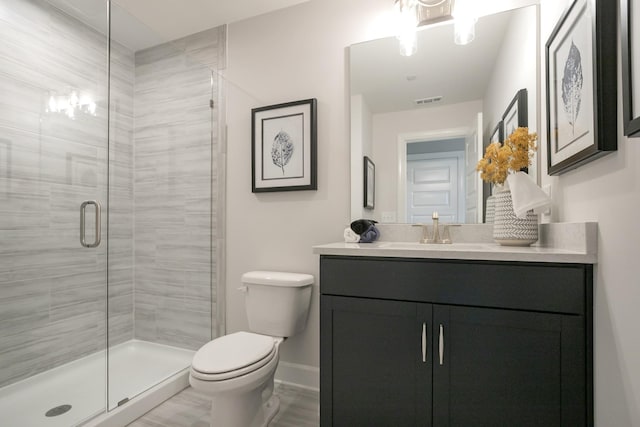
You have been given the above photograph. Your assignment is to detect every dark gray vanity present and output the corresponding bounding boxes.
[316,229,595,427]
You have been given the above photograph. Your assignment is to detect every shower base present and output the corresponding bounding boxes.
[0,340,194,427]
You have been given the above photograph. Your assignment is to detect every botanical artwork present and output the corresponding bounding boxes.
[271,130,294,175]
[490,122,503,144]
[561,41,584,137]
[502,89,527,142]
[504,108,518,136]
[545,0,616,175]
[364,156,375,209]
[548,1,594,159]
[261,113,304,181]
[251,98,317,192]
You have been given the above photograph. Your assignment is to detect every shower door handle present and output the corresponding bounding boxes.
[80,200,101,248]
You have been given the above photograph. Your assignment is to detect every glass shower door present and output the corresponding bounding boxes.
[106,1,217,410]
[0,0,110,425]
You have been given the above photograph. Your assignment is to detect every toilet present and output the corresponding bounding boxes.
[189,271,313,427]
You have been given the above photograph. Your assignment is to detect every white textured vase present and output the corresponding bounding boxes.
[493,190,538,246]
[485,195,496,224]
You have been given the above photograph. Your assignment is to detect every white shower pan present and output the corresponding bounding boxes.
[0,340,194,427]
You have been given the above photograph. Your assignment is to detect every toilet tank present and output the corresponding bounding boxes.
[242,271,313,337]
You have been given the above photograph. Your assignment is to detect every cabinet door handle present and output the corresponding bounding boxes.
[438,324,444,365]
[421,322,427,363]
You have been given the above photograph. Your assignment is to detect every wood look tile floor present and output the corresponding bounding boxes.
[127,383,319,427]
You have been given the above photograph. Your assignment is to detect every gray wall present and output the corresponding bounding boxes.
[0,0,223,388]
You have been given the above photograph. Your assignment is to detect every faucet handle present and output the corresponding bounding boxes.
[440,224,461,244]
[412,223,431,244]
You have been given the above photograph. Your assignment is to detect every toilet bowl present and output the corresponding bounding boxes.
[189,271,313,427]
[190,332,284,427]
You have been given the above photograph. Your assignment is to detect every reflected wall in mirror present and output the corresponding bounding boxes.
[350,5,539,224]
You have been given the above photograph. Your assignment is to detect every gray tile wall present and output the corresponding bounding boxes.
[133,27,225,350]
[0,0,223,387]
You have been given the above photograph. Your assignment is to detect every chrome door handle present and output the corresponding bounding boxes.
[80,200,101,248]
[439,324,444,365]
[421,322,427,363]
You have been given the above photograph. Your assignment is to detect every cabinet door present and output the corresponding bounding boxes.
[432,305,585,427]
[321,295,432,427]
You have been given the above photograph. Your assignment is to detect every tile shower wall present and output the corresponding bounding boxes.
[132,27,224,349]
[0,0,118,387]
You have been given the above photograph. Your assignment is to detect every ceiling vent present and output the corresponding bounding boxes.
[415,96,443,105]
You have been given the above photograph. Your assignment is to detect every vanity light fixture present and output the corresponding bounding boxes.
[393,0,476,54]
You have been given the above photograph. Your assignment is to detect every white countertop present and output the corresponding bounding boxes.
[313,241,596,264]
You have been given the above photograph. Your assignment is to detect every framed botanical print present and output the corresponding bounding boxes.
[502,89,528,138]
[251,98,317,192]
[545,0,616,175]
[363,156,375,209]
[489,121,504,144]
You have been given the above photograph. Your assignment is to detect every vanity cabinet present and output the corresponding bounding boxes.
[320,255,593,427]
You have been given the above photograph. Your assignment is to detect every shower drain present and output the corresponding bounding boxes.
[45,404,72,417]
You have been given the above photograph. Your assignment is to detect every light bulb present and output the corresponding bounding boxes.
[454,15,476,45]
[395,0,418,56]
[398,32,417,56]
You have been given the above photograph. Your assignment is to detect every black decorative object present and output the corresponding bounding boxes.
[350,219,379,243]
[251,98,317,192]
[621,0,640,137]
[363,156,375,209]
[545,0,616,175]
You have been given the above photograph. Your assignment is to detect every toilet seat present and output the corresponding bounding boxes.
[191,332,278,381]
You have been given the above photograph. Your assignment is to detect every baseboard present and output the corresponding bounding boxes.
[274,361,319,391]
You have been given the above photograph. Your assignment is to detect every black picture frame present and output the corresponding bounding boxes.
[621,0,640,137]
[502,88,528,137]
[490,121,504,144]
[545,0,617,175]
[251,98,317,192]
[363,156,375,210]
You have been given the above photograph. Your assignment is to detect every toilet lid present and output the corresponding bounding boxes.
[192,331,276,375]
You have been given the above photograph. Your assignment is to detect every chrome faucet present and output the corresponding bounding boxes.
[413,211,460,244]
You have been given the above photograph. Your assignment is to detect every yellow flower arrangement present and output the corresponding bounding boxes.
[476,127,537,185]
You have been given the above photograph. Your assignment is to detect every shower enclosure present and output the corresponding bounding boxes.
[0,0,225,425]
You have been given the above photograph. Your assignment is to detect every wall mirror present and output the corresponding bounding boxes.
[350,4,539,224]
